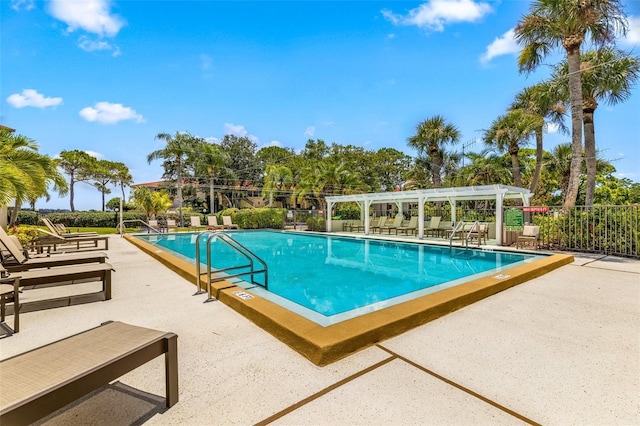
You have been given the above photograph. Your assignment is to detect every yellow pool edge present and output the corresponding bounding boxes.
[125,234,574,366]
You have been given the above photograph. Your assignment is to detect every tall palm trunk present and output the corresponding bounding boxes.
[583,98,598,207]
[509,147,523,188]
[209,175,216,214]
[429,147,442,188]
[563,43,585,210]
[530,129,543,194]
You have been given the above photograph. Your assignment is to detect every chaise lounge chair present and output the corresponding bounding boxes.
[0,321,178,425]
[41,217,98,238]
[33,229,109,253]
[370,217,387,233]
[0,227,107,272]
[207,216,224,230]
[395,216,419,235]
[378,215,403,234]
[190,216,207,231]
[222,216,239,230]
[424,216,442,237]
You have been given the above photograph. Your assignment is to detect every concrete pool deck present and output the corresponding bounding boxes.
[1,235,638,424]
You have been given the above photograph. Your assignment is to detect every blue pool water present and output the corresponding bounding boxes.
[135,231,542,326]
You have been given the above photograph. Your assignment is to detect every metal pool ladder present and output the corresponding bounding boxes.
[194,230,268,302]
[449,220,480,250]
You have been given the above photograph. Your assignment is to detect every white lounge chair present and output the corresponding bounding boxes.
[222,216,239,230]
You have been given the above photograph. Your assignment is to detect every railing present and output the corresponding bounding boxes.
[194,230,268,302]
[448,220,482,250]
[504,205,639,258]
[120,219,162,234]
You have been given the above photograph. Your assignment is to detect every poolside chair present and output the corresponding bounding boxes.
[190,216,207,231]
[395,216,418,235]
[222,216,239,230]
[0,227,108,272]
[517,225,540,249]
[148,219,161,233]
[0,269,19,335]
[41,217,98,238]
[467,222,488,246]
[425,216,442,237]
[166,219,177,232]
[0,321,178,425]
[33,229,109,253]
[370,217,388,233]
[207,216,224,230]
[379,215,403,234]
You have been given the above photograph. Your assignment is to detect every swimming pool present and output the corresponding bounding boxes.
[127,231,573,365]
[135,231,541,326]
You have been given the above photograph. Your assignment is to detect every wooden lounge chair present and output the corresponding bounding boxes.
[370,217,387,233]
[517,225,540,249]
[395,216,418,235]
[0,227,107,273]
[207,216,224,230]
[379,215,403,234]
[0,273,19,335]
[0,321,178,425]
[222,216,239,230]
[166,219,177,232]
[467,222,488,246]
[424,216,442,237]
[41,217,98,238]
[0,261,114,314]
[33,229,109,253]
[190,216,207,231]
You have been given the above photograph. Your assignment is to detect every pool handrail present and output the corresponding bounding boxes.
[449,220,480,249]
[194,230,268,301]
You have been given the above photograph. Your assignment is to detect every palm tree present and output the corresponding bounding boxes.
[407,116,460,188]
[192,141,233,214]
[483,109,542,188]
[262,164,293,208]
[461,149,512,187]
[552,47,640,206]
[544,142,575,201]
[112,162,133,208]
[510,82,567,194]
[1,129,67,224]
[515,0,628,209]
[148,132,195,226]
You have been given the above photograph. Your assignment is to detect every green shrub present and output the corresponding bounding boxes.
[306,217,326,232]
[8,225,40,246]
[217,208,286,230]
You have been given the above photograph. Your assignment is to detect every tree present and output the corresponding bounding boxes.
[132,187,172,221]
[483,109,542,188]
[148,132,197,226]
[552,47,640,206]
[460,149,512,187]
[373,148,413,191]
[0,129,67,224]
[112,162,133,204]
[510,82,567,194]
[407,116,460,188]
[262,164,293,207]
[192,140,233,214]
[58,150,97,212]
[515,0,628,209]
[219,134,260,183]
[92,159,122,212]
[544,142,575,203]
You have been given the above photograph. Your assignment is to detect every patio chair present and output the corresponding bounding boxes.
[222,216,240,230]
[207,216,224,230]
[395,216,418,235]
[0,270,19,335]
[425,216,442,237]
[517,225,540,249]
[166,219,177,232]
[370,217,388,233]
[148,219,161,233]
[190,216,207,231]
[0,321,178,425]
[41,217,98,237]
[33,229,109,253]
[0,227,107,272]
[467,222,488,246]
[379,215,403,234]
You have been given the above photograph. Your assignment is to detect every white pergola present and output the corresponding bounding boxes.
[325,184,533,245]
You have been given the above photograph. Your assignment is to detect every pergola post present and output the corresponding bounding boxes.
[495,193,503,245]
[418,196,425,239]
[327,201,334,232]
[364,199,372,235]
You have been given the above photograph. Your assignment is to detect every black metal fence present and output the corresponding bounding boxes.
[506,205,639,258]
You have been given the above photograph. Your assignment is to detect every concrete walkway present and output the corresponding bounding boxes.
[1,236,638,425]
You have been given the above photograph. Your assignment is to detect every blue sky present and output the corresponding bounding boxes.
[2,0,639,211]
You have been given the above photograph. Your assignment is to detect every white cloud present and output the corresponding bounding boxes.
[545,122,559,134]
[78,36,111,51]
[223,123,259,143]
[304,126,315,137]
[79,102,144,124]
[480,28,518,63]
[11,0,34,11]
[48,0,125,37]
[266,140,282,148]
[620,16,640,46]
[382,0,492,32]
[204,137,220,144]
[7,89,63,108]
